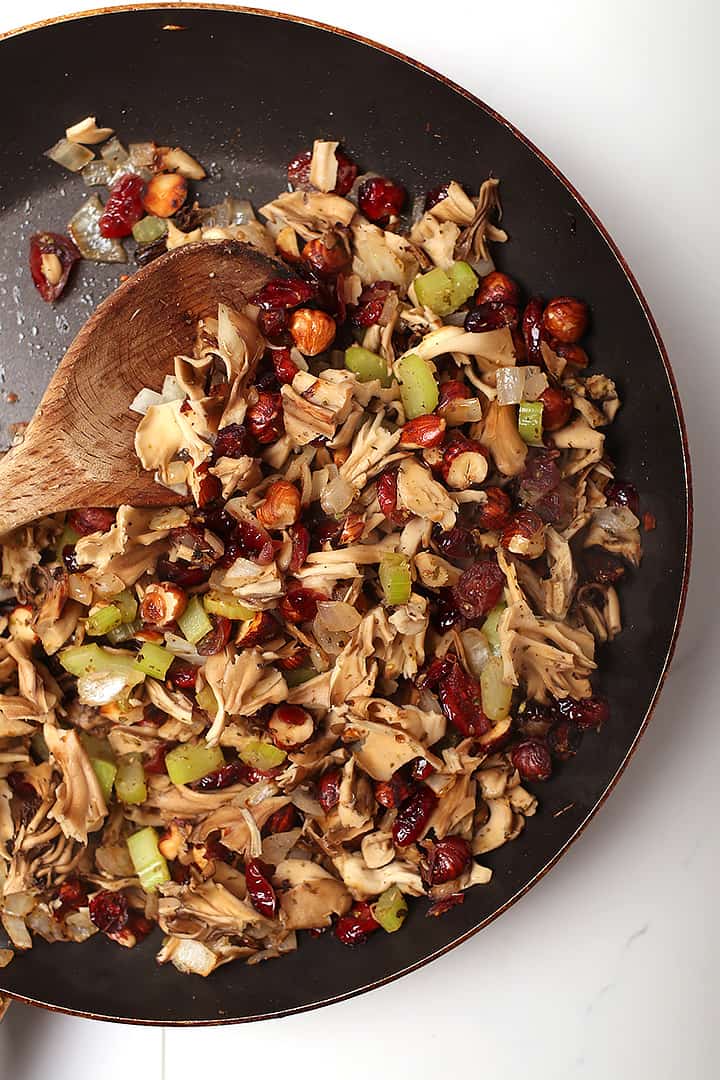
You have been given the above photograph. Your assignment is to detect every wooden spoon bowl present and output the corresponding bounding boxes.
[0,239,281,535]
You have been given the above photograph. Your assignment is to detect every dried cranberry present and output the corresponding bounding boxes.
[54,877,88,921]
[453,559,505,620]
[279,585,325,624]
[427,893,465,918]
[197,615,232,655]
[464,301,518,333]
[539,385,573,432]
[318,767,342,813]
[547,720,582,760]
[168,663,198,691]
[155,558,210,589]
[516,700,556,738]
[605,480,640,516]
[476,487,512,531]
[265,805,298,834]
[411,757,435,781]
[433,587,465,632]
[258,306,289,341]
[125,911,155,944]
[426,836,471,885]
[350,280,394,327]
[393,786,438,847]
[270,348,299,385]
[556,695,610,731]
[522,296,545,365]
[197,469,222,508]
[62,545,82,573]
[67,507,116,536]
[425,654,490,737]
[335,902,380,946]
[193,760,245,791]
[29,232,81,303]
[213,423,256,460]
[374,772,414,810]
[438,380,470,408]
[143,745,168,775]
[376,469,410,526]
[252,277,315,312]
[98,174,146,238]
[203,508,237,540]
[220,519,274,568]
[288,523,310,574]
[276,646,309,671]
[511,739,552,781]
[434,526,476,561]
[583,547,626,585]
[358,176,406,224]
[245,858,278,919]
[89,890,129,935]
[424,183,449,212]
[247,391,284,444]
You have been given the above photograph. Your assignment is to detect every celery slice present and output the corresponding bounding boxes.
[177,595,213,645]
[127,827,170,892]
[115,754,147,805]
[165,743,225,786]
[131,215,167,244]
[134,642,174,680]
[196,682,218,717]
[414,267,454,315]
[379,553,412,606]
[517,400,544,445]
[80,734,117,802]
[447,261,479,309]
[238,739,286,771]
[396,354,439,419]
[481,602,506,654]
[203,593,255,621]
[114,589,138,624]
[59,644,142,682]
[86,604,122,637]
[374,885,408,933]
[345,345,391,387]
[480,655,513,722]
[284,664,317,688]
[105,619,141,645]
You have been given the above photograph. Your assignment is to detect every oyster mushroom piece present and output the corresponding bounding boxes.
[472,798,515,855]
[273,859,352,930]
[342,717,442,782]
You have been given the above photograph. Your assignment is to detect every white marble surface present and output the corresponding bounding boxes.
[0,0,716,1076]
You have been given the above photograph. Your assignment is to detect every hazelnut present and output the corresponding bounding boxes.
[302,232,351,278]
[158,822,184,861]
[276,226,301,263]
[399,414,446,449]
[256,480,301,529]
[539,385,573,431]
[440,437,489,489]
[142,172,188,218]
[542,297,589,343]
[501,509,546,558]
[268,704,315,750]
[475,271,520,307]
[139,581,187,625]
[235,610,276,647]
[40,252,63,286]
[288,308,336,356]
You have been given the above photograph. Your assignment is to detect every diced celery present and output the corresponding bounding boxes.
[480,655,513,722]
[80,733,114,761]
[196,683,218,717]
[517,400,544,445]
[59,644,142,682]
[105,619,141,645]
[481,602,506,654]
[80,734,117,802]
[379,553,412,606]
[115,754,147,805]
[114,589,138,624]
[447,261,479,309]
[127,827,171,892]
[396,354,439,419]
[238,739,286,771]
[373,885,408,933]
[345,345,391,387]
[284,664,317,688]
[131,215,167,244]
[86,604,122,637]
[414,266,454,316]
[165,743,225,786]
[177,595,213,645]
[134,642,174,680]
[203,592,255,621]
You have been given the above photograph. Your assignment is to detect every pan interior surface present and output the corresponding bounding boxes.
[0,6,689,1024]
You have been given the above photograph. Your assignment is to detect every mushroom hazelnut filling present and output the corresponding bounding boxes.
[1,136,641,977]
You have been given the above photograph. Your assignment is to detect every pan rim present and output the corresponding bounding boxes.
[0,2,693,1026]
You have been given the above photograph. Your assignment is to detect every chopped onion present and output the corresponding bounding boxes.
[129,387,162,415]
[68,196,127,263]
[320,475,354,516]
[262,827,302,867]
[315,601,361,633]
[45,138,94,173]
[77,671,134,706]
[65,909,97,943]
[594,506,640,534]
[461,627,492,679]
[129,141,157,169]
[1,912,31,950]
[163,632,204,665]
[4,891,35,917]
[523,366,549,401]
[202,197,256,229]
[81,160,113,187]
[496,366,526,406]
[100,135,128,166]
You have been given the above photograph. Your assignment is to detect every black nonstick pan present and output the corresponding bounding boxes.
[0,4,691,1024]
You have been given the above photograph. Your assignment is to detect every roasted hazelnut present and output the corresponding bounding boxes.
[542,297,589,344]
[302,232,351,278]
[539,385,573,431]
[399,414,446,449]
[511,739,552,781]
[142,172,188,217]
[235,610,276,648]
[552,341,589,369]
[256,479,301,529]
[268,704,315,750]
[139,581,187,625]
[476,486,512,531]
[40,252,63,286]
[440,435,488,489]
[501,509,546,558]
[288,308,336,356]
[475,270,520,307]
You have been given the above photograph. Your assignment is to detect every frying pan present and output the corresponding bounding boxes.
[0,4,691,1025]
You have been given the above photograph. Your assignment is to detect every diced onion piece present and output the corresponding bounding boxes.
[4,892,36,917]
[517,400,544,445]
[1,913,32,950]
[165,938,218,976]
[522,366,549,401]
[129,387,162,415]
[86,604,122,636]
[165,743,225,786]
[481,603,506,654]
[315,601,362,633]
[115,754,147,805]
[373,885,408,933]
[127,827,171,892]
[77,671,133,707]
[196,683,218,716]
[65,116,114,145]
[129,142,157,168]
[45,138,94,172]
[345,344,390,387]
[203,592,255,621]
[89,755,117,802]
[320,474,355,516]
[178,595,213,644]
[593,506,640,533]
[0,948,14,967]
[100,136,128,166]
[495,367,526,406]
[379,553,412,605]
[396,354,439,419]
[135,642,174,679]
[480,655,512,722]
[68,196,127,263]
[81,160,113,187]
[460,627,492,679]
[238,739,286,771]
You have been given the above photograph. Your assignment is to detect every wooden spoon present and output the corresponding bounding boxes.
[0,240,281,536]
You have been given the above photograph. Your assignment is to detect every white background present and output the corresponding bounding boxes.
[0,1,717,1077]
